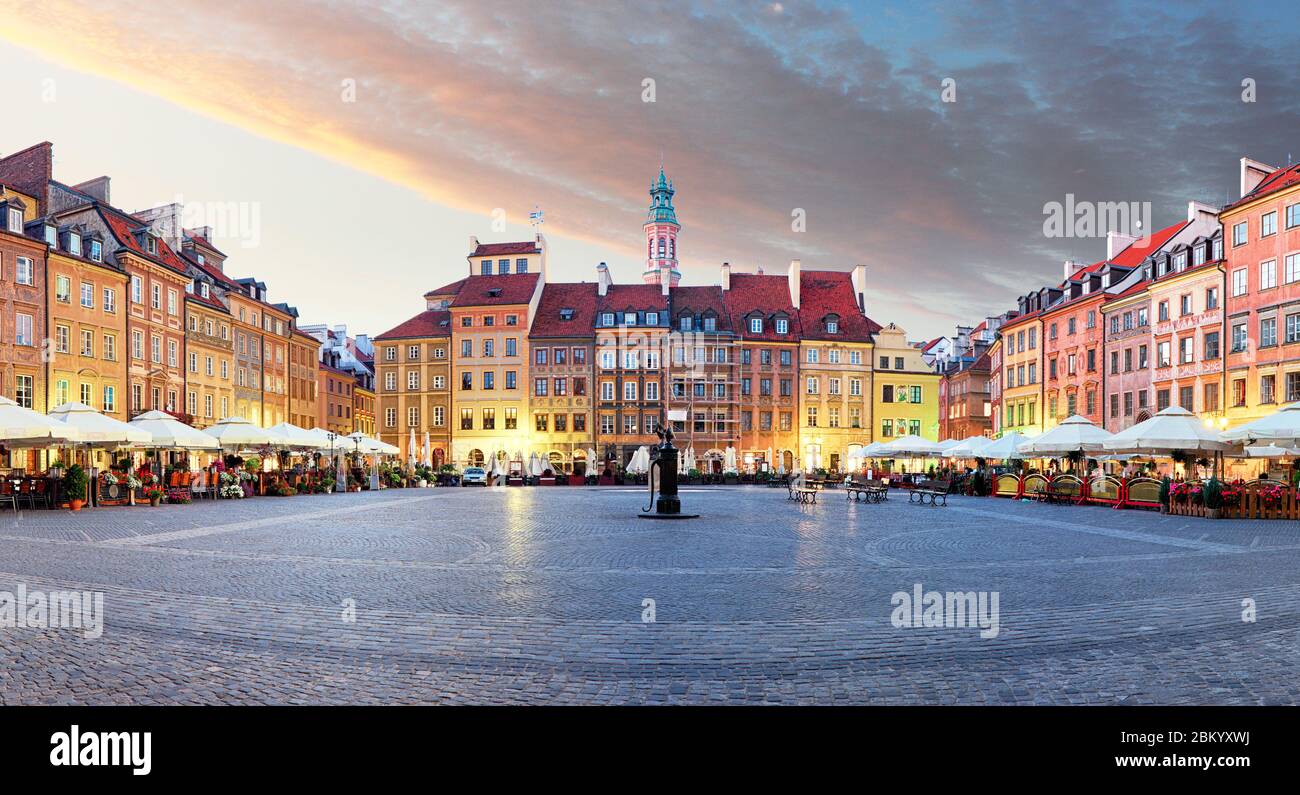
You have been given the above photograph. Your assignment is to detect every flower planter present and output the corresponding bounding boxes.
[69,499,85,512]
[1206,508,1221,520]
[149,496,162,507]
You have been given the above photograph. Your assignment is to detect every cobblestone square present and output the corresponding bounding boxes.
[2,487,1299,704]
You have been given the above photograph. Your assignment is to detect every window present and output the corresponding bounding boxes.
[1204,331,1219,360]
[15,313,32,346]
[55,325,69,353]
[1231,323,1247,353]
[748,317,762,334]
[55,275,71,302]
[1234,379,1247,407]
[1287,253,1300,285]
[1260,374,1275,404]
[103,385,116,413]
[1288,203,1300,230]
[79,329,94,357]
[1232,269,1248,296]
[1261,317,1277,348]
[15,256,33,286]
[1262,210,1277,237]
[1179,336,1195,364]
[1233,221,1247,246]
[6,207,21,233]
[14,375,33,408]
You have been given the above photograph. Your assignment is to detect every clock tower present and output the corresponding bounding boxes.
[642,167,682,287]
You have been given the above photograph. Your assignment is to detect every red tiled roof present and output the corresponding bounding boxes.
[798,271,879,341]
[375,309,452,340]
[470,240,540,257]
[1109,221,1186,268]
[723,272,799,341]
[671,285,732,331]
[921,336,944,352]
[423,277,467,299]
[530,282,598,338]
[184,291,228,312]
[98,205,190,277]
[180,248,240,289]
[598,283,667,312]
[449,272,540,307]
[1224,163,1300,212]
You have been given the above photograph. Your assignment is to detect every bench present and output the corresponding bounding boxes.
[788,481,821,504]
[846,479,888,503]
[908,479,951,506]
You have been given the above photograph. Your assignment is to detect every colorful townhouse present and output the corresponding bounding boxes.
[937,319,1000,440]
[528,281,597,473]
[987,331,1005,436]
[871,322,939,444]
[796,264,877,472]
[1144,206,1223,419]
[448,242,544,468]
[374,285,455,464]
[0,180,47,427]
[1223,157,1300,425]
[594,275,667,469]
[722,264,801,473]
[667,284,738,471]
[998,301,1043,435]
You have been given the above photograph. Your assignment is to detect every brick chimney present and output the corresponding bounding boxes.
[788,259,801,308]
[1062,259,1078,280]
[720,261,731,291]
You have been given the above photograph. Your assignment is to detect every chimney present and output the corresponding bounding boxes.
[756,266,764,275]
[1240,157,1276,198]
[73,176,111,204]
[467,235,479,274]
[596,261,611,296]
[1187,199,1218,225]
[721,261,731,291]
[851,264,866,314]
[1062,259,1077,280]
[660,262,671,296]
[788,259,801,308]
[1106,231,1138,259]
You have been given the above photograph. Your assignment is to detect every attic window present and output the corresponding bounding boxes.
[89,240,102,262]
[146,235,158,254]
[559,308,575,321]
[487,287,503,297]
[68,232,81,256]
[826,319,839,334]
[6,207,22,233]
[44,224,56,245]
[200,282,210,299]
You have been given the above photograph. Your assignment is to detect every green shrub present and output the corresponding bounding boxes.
[1158,476,1171,506]
[1202,477,1223,509]
[62,464,89,503]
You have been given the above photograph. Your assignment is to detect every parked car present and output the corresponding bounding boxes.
[461,466,488,486]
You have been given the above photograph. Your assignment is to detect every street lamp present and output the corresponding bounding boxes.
[325,431,341,493]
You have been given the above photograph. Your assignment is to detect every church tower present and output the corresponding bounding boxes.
[642,167,682,287]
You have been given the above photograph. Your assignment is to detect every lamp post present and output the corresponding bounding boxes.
[326,431,342,493]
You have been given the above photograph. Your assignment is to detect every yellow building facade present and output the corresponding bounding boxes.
[183,293,234,428]
[868,323,940,443]
[45,232,128,419]
[997,312,1044,435]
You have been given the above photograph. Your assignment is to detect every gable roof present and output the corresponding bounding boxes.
[375,309,452,340]
[597,283,667,313]
[798,271,879,341]
[671,285,732,331]
[1224,162,1300,212]
[97,204,190,277]
[723,272,799,341]
[449,272,540,308]
[423,277,467,300]
[470,240,540,257]
[530,282,598,338]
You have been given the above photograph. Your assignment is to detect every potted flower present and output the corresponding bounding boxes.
[1202,477,1224,519]
[144,486,165,507]
[62,464,89,511]
[126,472,142,506]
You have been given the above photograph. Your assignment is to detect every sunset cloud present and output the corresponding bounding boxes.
[1,0,1297,337]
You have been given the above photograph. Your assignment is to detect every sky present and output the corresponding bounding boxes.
[0,0,1297,341]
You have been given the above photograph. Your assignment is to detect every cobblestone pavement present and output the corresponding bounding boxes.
[2,487,1299,704]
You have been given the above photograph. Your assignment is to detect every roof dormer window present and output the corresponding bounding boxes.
[44,224,56,246]
[146,235,158,255]
[6,207,22,234]
[600,312,614,327]
[559,308,574,321]
[68,232,81,256]
[89,239,102,262]
[680,316,693,331]
[200,282,210,299]
[749,317,762,334]
[197,253,205,265]
[776,318,788,335]
[825,318,839,334]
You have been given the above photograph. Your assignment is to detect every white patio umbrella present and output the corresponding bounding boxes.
[205,416,289,451]
[980,432,1035,460]
[882,434,943,456]
[49,402,151,447]
[128,410,219,451]
[938,438,963,453]
[1240,444,1300,458]
[723,446,737,472]
[1102,406,1231,454]
[765,446,774,472]
[0,395,81,447]
[265,422,329,451]
[776,455,786,476]
[423,431,432,467]
[346,432,399,456]
[407,427,417,463]
[944,435,990,459]
[1221,401,1300,446]
[1018,415,1112,455]
[532,453,546,476]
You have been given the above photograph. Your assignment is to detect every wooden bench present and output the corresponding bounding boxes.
[788,481,821,504]
[908,479,951,506]
[846,479,888,503]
